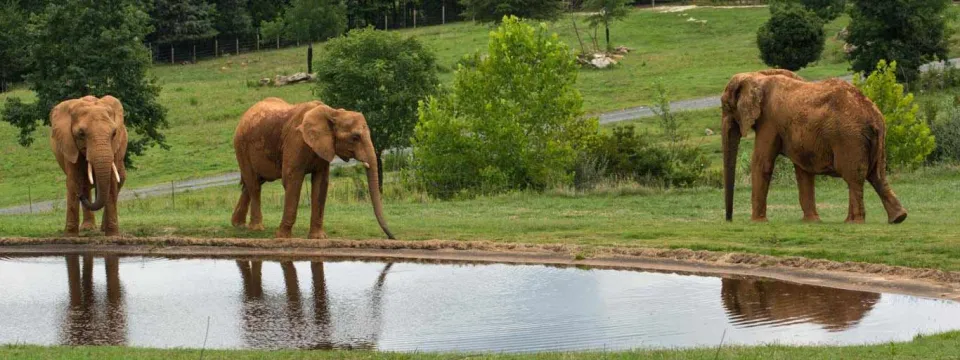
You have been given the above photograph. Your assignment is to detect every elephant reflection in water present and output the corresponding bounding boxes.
[235,260,392,349]
[721,278,879,331]
[59,255,127,345]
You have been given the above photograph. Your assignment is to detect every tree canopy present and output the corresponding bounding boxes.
[847,0,950,82]
[460,0,567,23]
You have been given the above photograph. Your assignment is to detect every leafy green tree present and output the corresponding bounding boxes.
[259,17,286,43]
[757,4,825,71]
[773,0,846,22]
[413,16,598,198]
[583,0,629,51]
[853,60,935,168]
[848,0,950,82]
[0,0,29,92]
[283,0,347,42]
[314,27,439,189]
[214,0,253,36]
[249,0,290,26]
[2,0,168,166]
[150,0,218,44]
[460,0,566,23]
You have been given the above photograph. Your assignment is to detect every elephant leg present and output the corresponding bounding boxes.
[750,133,781,222]
[276,172,305,239]
[64,170,81,237]
[101,176,119,236]
[842,168,867,224]
[794,165,820,222]
[232,187,250,228]
[241,172,265,231]
[868,170,907,224]
[80,182,96,231]
[308,164,330,240]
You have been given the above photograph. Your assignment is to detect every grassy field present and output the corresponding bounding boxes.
[0,6,864,208]
[3,331,959,359]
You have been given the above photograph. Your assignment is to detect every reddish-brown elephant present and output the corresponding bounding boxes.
[721,70,907,224]
[50,95,128,237]
[231,98,394,239]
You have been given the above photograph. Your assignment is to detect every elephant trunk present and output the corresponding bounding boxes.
[723,117,742,222]
[80,142,114,212]
[363,151,395,240]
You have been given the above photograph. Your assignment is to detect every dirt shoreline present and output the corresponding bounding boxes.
[1,236,959,301]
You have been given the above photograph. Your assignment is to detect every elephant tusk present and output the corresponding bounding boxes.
[362,162,371,169]
[87,163,94,185]
[112,163,121,183]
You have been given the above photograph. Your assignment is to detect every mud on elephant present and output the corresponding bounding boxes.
[231,98,394,239]
[50,95,128,237]
[721,69,907,224]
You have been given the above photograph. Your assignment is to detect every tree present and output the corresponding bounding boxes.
[314,27,440,190]
[583,0,629,51]
[460,0,566,23]
[798,0,846,22]
[249,0,290,26]
[150,0,218,44]
[2,0,168,166]
[0,0,29,92]
[853,60,935,168]
[413,16,598,198]
[757,4,825,71]
[283,0,347,42]
[214,0,253,37]
[847,0,950,83]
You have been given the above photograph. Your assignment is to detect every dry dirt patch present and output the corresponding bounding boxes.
[1,236,958,301]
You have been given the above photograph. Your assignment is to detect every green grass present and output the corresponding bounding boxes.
[0,6,866,208]
[2,331,959,359]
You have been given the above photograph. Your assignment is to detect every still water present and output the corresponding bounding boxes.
[0,255,959,352]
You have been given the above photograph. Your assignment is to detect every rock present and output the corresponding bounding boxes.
[590,55,616,69]
[836,27,849,41]
[273,72,316,86]
[613,46,631,55]
[705,128,714,136]
[843,43,857,55]
[259,78,271,86]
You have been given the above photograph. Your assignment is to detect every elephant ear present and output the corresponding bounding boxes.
[299,104,340,162]
[722,74,763,135]
[50,99,82,164]
[99,95,128,162]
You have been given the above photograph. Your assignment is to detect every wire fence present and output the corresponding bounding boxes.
[149,35,307,64]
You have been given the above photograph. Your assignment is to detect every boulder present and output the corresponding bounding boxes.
[273,72,316,86]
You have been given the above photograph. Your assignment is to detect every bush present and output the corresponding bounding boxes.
[853,60,935,168]
[848,0,950,83]
[757,4,826,71]
[774,0,846,22]
[412,16,597,199]
[583,125,708,188]
[460,0,566,23]
[924,97,960,162]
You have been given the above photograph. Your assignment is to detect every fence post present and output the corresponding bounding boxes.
[170,45,175,64]
[413,8,417,28]
[192,44,196,63]
[171,181,175,210]
[307,43,313,73]
[236,37,239,55]
[276,35,280,49]
[256,34,260,52]
[215,38,219,57]
[27,185,32,214]
[384,14,388,29]
[442,5,446,24]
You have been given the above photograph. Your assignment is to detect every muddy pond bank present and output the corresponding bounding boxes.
[2,252,960,352]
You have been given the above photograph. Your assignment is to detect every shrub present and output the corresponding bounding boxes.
[853,60,935,168]
[412,16,597,199]
[924,97,960,162]
[460,0,566,23]
[847,0,950,83]
[775,0,846,22]
[757,4,826,71]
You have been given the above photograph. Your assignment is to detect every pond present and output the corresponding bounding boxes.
[1,254,959,353]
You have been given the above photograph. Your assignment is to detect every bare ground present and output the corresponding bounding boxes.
[1,236,958,301]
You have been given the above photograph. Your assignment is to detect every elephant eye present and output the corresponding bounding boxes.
[77,130,85,138]
[351,133,361,142]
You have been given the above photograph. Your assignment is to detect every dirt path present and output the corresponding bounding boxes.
[1,237,958,301]
[3,59,958,215]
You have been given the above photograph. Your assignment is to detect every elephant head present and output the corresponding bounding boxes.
[51,96,127,211]
[299,105,394,239]
[720,70,805,221]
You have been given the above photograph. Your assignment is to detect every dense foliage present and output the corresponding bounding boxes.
[924,97,960,163]
[583,0,629,51]
[413,16,597,198]
[214,0,254,37]
[847,0,950,82]
[773,0,846,22]
[314,27,439,188]
[853,60,935,168]
[0,0,28,91]
[1,0,168,166]
[757,4,825,71]
[460,0,567,23]
[150,0,218,44]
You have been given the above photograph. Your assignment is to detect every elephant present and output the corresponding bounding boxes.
[50,95,128,236]
[721,278,879,332]
[721,70,908,224]
[61,255,127,345]
[231,98,394,239]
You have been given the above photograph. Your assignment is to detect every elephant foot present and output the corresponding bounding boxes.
[64,229,79,238]
[844,217,865,224]
[103,229,120,237]
[275,229,293,239]
[231,220,246,229]
[80,221,97,231]
[888,210,908,224]
[750,216,768,223]
[801,215,821,223]
[308,230,328,240]
[248,223,265,231]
